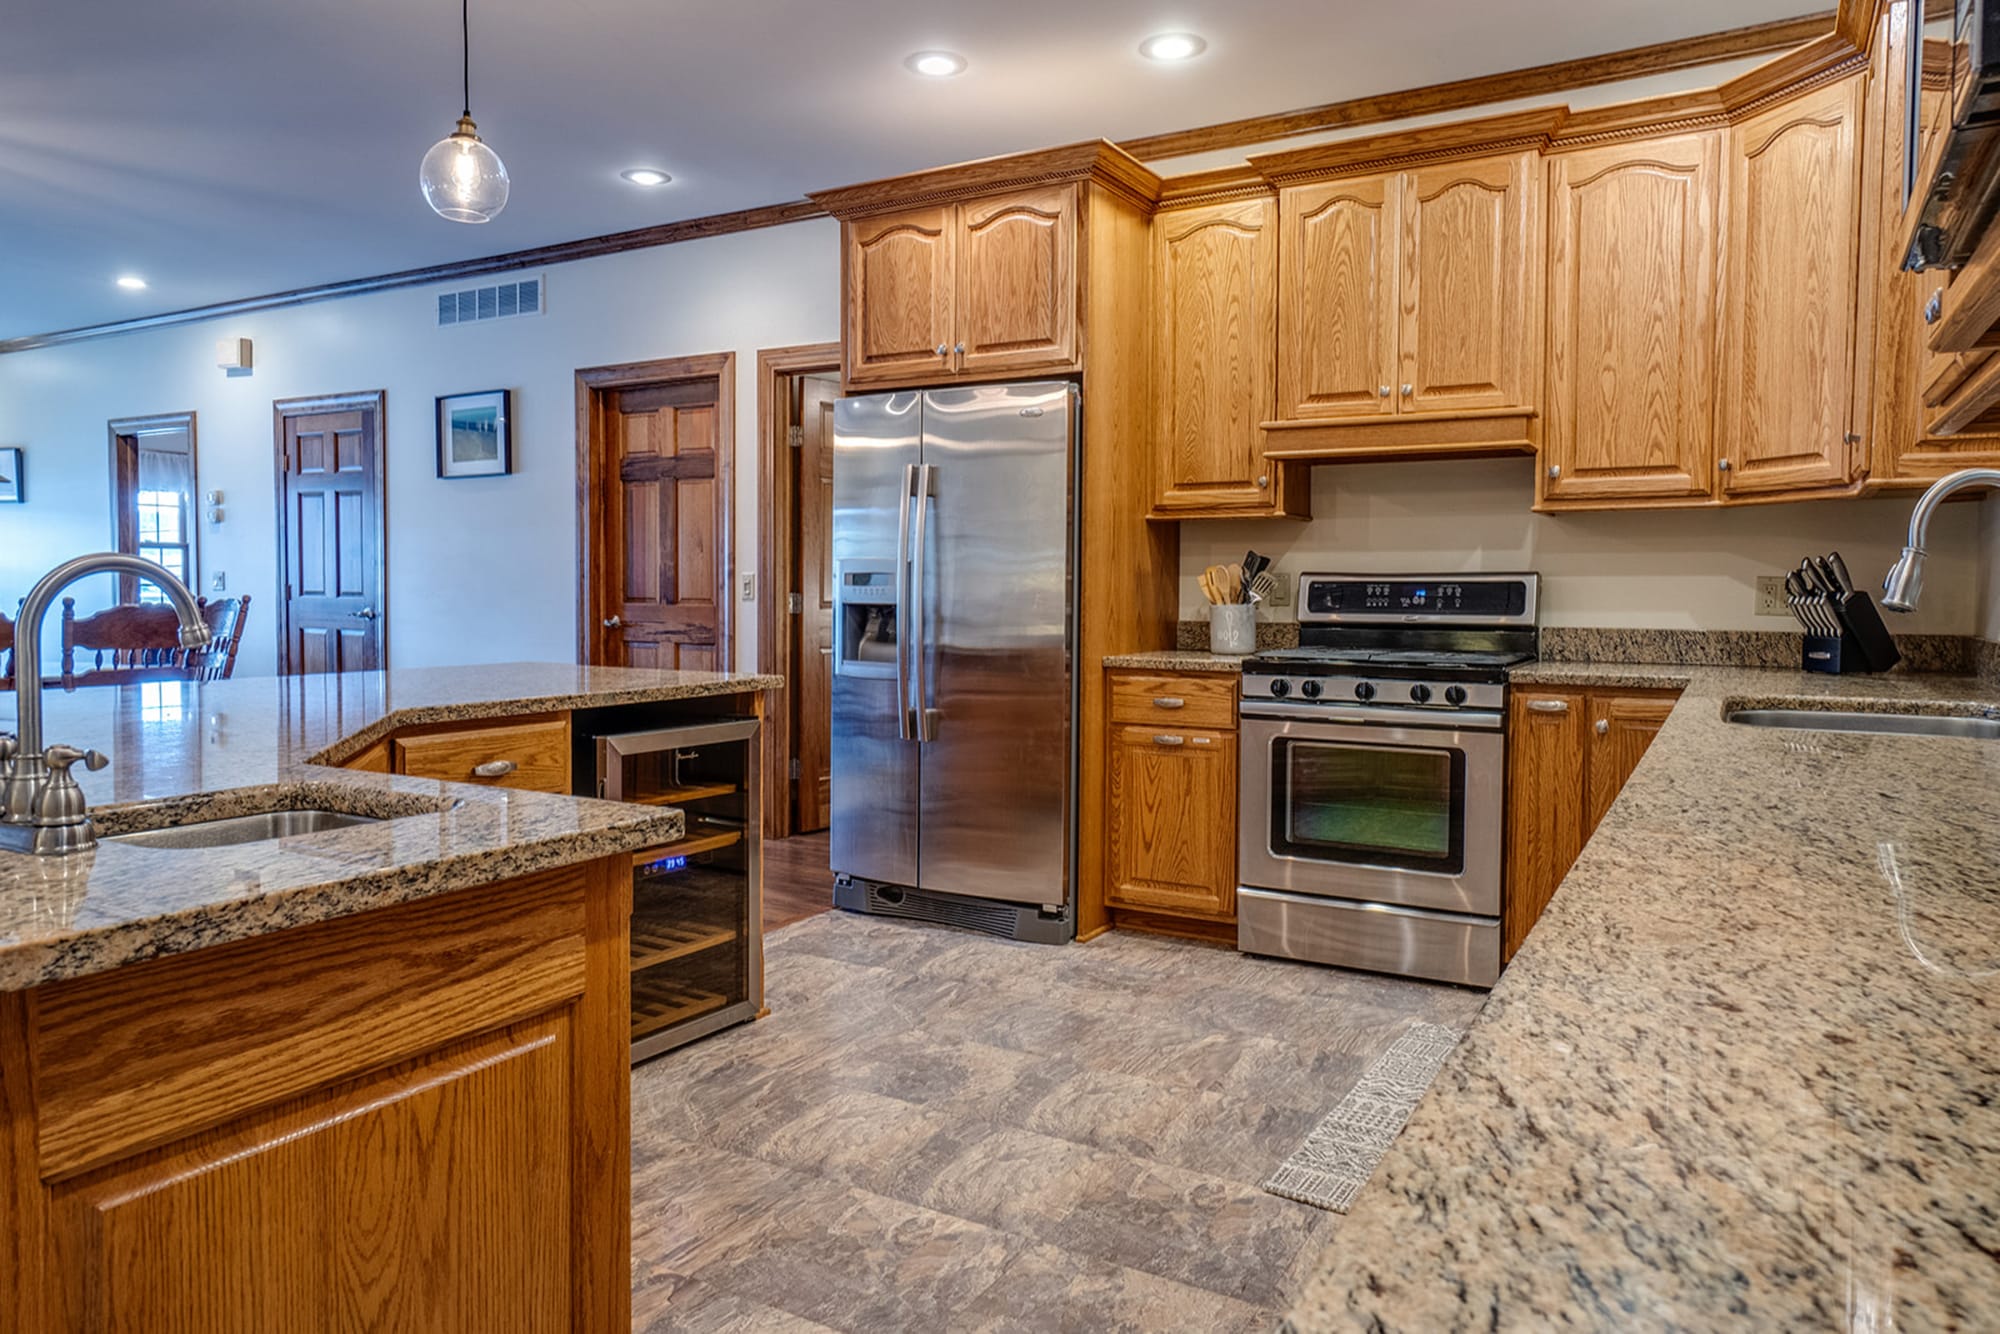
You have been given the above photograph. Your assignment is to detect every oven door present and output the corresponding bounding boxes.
[1238,701,1504,916]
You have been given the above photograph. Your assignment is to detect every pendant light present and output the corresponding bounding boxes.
[419,0,509,223]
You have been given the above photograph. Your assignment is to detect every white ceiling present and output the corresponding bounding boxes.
[3,0,1818,340]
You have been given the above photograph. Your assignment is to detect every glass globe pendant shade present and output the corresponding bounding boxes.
[420,114,509,223]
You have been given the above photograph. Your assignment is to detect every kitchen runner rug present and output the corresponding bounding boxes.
[1261,1020,1462,1213]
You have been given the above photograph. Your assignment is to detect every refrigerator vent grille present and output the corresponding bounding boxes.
[854,883,1022,938]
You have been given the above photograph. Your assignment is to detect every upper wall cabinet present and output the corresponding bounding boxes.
[1540,132,1722,508]
[1151,195,1307,518]
[813,146,1165,393]
[1277,174,1400,420]
[1719,77,1867,499]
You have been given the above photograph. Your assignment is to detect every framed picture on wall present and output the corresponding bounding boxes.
[435,390,512,479]
[0,448,21,503]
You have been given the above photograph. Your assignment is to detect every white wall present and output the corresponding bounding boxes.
[1179,459,1985,636]
[0,219,841,676]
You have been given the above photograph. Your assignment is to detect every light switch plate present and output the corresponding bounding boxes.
[1754,575,1789,617]
[210,572,227,593]
[1269,571,1291,607]
[740,572,755,603]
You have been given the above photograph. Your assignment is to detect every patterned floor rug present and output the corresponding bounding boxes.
[1261,1020,1463,1213]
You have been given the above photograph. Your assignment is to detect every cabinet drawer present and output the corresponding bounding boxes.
[1108,672,1237,730]
[393,716,572,793]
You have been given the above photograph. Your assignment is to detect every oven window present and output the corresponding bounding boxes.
[1271,738,1465,873]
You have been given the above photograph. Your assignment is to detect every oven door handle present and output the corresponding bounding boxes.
[1238,700,1505,731]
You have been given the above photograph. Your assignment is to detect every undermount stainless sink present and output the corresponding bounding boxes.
[104,809,383,850]
[1725,708,2000,740]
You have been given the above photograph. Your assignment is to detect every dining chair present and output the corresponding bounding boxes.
[60,595,249,689]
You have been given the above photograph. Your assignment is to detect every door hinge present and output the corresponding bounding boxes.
[789,757,801,779]
[786,425,804,449]
[786,592,803,615]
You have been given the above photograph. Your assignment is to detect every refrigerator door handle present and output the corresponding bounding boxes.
[910,462,938,741]
[895,463,917,742]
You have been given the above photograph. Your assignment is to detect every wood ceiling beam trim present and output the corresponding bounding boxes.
[1119,12,1838,163]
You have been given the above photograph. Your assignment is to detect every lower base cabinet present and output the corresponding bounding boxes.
[1103,670,1238,931]
[1505,686,1680,957]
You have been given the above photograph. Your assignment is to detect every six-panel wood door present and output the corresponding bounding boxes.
[844,206,956,387]
[1278,173,1400,420]
[275,399,384,675]
[1721,78,1865,497]
[1105,724,1236,919]
[1400,151,1539,414]
[955,186,1080,379]
[1152,197,1287,515]
[1585,692,1677,834]
[1543,133,1722,505]
[606,379,725,671]
[1503,690,1587,959]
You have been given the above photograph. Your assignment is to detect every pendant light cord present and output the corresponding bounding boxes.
[460,0,471,118]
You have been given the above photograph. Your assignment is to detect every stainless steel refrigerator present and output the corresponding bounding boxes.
[830,381,1077,943]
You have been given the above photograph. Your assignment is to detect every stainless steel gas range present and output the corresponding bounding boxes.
[1236,572,1539,988]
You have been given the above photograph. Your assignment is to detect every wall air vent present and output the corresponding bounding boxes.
[436,275,543,326]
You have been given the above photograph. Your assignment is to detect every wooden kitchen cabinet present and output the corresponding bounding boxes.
[1505,686,1681,957]
[1150,195,1306,518]
[1541,132,1723,508]
[1104,669,1238,933]
[1277,172,1400,421]
[835,187,1081,389]
[392,714,573,793]
[1719,77,1867,498]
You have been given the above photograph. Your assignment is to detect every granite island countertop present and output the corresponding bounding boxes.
[1289,665,2000,1331]
[0,662,780,991]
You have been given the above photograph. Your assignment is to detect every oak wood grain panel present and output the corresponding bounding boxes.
[1150,196,1304,516]
[1108,670,1239,731]
[1278,173,1400,420]
[1105,725,1236,921]
[391,716,572,793]
[811,140,1161,218]
[1720,76,1865,496]
[1400,151,1541,414]
[955,186,1080,378]
[1542,133,1722,506]
[32,868,589,1182]
[843,206,956,388]
[1585,691,1680,835]
[1258,408,1537,459]
[338,737,392,773]
[0,993,43,1334]
[574,852,632,1332]
[1504,689,1587,960]
[45,1016,573,1334]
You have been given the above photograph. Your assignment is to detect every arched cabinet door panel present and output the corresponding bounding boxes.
[844,206,957,388]
[1278,173,1400,420]
[956,186,1080,378]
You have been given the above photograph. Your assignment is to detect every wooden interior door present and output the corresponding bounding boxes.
[598,376,728,672]
[1153,197,1283,513]
[954,185,1080,379]
[275,395,385,675]
[844,206,956,388]
[1277,173,1399,420]
[1399,151,1539,414]
[1543,134,1721,505]
[791,375,838,833]
[1721,78,1864,496]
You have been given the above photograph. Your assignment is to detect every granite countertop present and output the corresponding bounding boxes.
[1290,665,2000,1331]
[1102,650,1252,673]
[0,663,781,991]
[1507,660,1699,689]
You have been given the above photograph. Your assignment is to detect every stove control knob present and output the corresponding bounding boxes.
[1409,683,1434,705]
[1353,681,1377,702]
[1444,685,1468,706]
[1269,678,1291,698]
[1300,679,1323,700]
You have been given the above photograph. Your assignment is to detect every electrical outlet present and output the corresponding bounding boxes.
[1754,575,1789,617]
[1268,571,1292,607]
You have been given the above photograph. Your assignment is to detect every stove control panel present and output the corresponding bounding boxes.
[1242,674,1508,713]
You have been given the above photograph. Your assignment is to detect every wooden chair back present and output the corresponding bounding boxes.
[59,595,253,688]
[191,595,251,681]
[0,606,13,691]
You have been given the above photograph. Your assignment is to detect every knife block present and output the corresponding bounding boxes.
[1800,592,1902,674]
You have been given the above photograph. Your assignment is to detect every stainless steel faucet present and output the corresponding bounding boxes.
[0,553,211,855]
[1881,467,2000,613]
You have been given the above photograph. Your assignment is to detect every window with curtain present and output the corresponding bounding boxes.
[111,417,197,603]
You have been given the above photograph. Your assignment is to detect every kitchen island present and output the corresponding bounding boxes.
[1288,665,2000,1331]
[0,662,778,1332]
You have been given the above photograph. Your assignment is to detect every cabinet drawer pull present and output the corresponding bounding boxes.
[1152,734,1186,746]
[473,759,519,778]
[1152,696,1186,710]
[1527,699,1570,715]
[1190,736,1214,746]
[1595,719,1609,735]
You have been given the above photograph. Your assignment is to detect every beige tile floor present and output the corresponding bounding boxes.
[631,911,1486,1332]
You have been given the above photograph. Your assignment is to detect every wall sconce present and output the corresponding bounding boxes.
[216,338,253,376]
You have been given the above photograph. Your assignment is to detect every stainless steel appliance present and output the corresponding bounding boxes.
[1237,572,1539,988]
[830,381,1077,943]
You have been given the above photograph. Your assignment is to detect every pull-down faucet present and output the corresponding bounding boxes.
[1881,467,2000,613]
[0,553,210,855]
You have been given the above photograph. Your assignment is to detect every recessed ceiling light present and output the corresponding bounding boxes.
[905,50,967,78]
[1139,32,1207,62]
[620,168,673,187]
[115,274,148,290]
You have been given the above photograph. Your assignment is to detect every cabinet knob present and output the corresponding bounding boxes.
[1595,719,1609,736]
[1925,288,1944,324]
[1256,474,1269,489]
[603,616,623,628]
[1401,384,1413,397]
[1547,464,1561,480]
[936,344,949,357]
[1718,458,1732,472]
[1378,385,1391,398]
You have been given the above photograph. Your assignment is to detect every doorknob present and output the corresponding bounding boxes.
[350,607,378,620]
[603,616,623,628]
